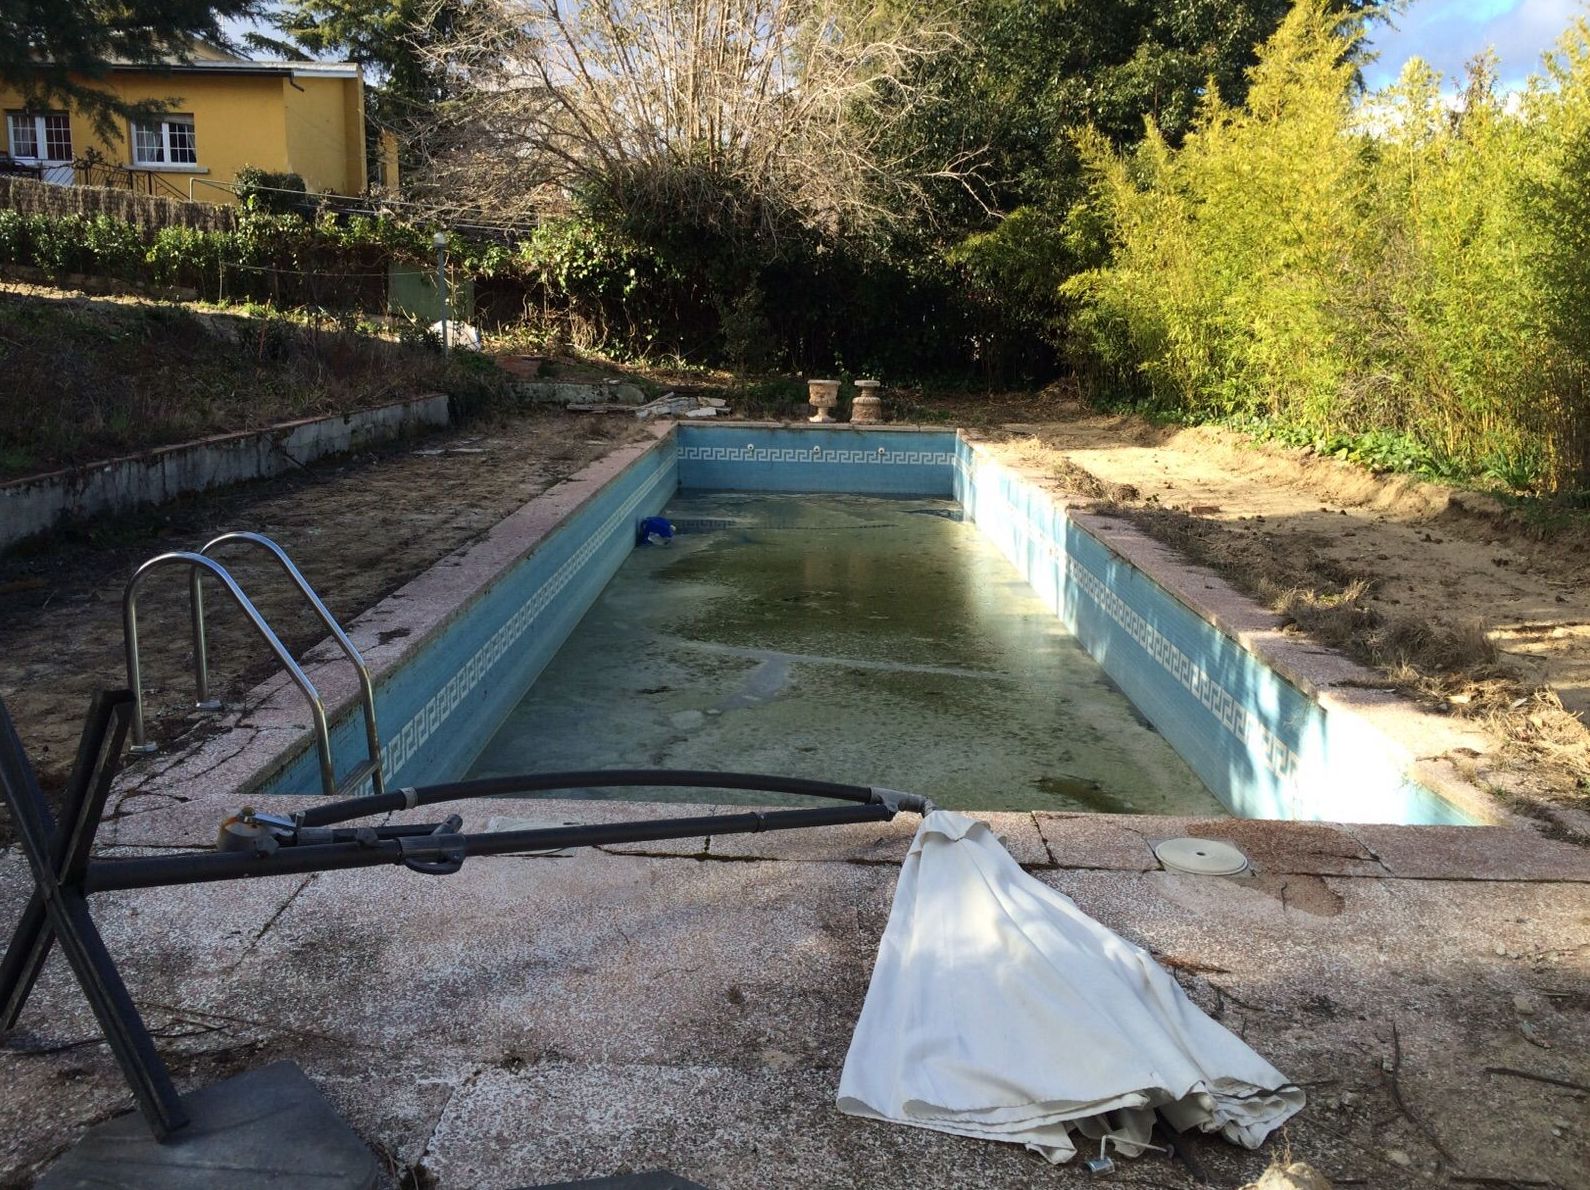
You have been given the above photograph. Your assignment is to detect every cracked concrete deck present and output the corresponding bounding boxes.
[2,795,1587,1189]
[4,426,1589,1187]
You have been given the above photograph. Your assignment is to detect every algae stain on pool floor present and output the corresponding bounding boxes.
[467,493,1225,814]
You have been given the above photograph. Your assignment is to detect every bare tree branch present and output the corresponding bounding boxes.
[404,0,970,251]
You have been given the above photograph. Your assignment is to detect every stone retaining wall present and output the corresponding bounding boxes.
[0,393,451,553]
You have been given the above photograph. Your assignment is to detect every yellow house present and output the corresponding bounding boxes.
[0,43,387,202]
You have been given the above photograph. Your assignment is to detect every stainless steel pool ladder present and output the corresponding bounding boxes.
[121,532,385,797]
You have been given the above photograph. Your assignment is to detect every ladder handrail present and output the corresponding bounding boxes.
[122,553,339,794]
[194,532,384,796]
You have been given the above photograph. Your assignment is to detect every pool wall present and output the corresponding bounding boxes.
[952,444,1474,824]
[677,427,957,495]
[236,422,1486,824]
[258,433,676,794]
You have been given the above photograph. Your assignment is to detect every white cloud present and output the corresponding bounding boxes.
[1363,0,1587,90]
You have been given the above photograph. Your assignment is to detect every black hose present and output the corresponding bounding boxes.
[85,803,894,893]
[295,768,883,828]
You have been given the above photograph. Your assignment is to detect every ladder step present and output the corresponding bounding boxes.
[333,758,381,798]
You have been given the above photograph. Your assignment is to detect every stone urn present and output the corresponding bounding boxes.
[850,379,884,424]
[807,378,841,423]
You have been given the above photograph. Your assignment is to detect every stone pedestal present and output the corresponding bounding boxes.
[807,378,841,423]
[850,379,883,424]
[38,1062,379,1190]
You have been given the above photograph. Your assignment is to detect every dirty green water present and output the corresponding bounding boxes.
[467,493,1225,813]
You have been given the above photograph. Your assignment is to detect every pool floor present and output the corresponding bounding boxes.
[467,492,1225,813]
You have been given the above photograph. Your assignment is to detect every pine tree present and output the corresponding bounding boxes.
[0,0,256,137]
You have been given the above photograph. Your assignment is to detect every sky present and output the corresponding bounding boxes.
[1362,0,1587,92]
[224,2,1585,94]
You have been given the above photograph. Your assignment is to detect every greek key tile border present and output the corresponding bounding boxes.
[1066,557,1303,788]
[360,461,674,792]
[679,444,955,467]
[961,457,1302,790]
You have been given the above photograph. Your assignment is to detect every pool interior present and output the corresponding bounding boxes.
[466,492,1226,814]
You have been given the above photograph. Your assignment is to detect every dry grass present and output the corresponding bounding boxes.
[1114,503,1498,691]
[1109,503,1590,802]
[0,290,508,480]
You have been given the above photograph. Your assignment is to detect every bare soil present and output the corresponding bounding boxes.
[0,407,649,826]
[914,388,1590,816]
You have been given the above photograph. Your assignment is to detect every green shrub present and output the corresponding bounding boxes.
[0,209,22,263]
[147,225,225,289]
[716,284,773,370]
[234,165,310,216]
[28,213,89,273]
[0,203,416,302]
[83,214,145,280]
[1065,1,1590,492]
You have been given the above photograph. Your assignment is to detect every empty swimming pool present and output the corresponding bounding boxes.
[245,424,1479,824]
[466,492,1224,813]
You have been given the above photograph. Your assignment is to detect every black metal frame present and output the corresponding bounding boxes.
[0,690,930,1142]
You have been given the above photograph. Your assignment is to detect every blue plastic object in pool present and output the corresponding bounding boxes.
[637,516,675,545]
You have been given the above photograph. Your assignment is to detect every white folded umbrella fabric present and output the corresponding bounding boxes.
[837,811,1305,1164]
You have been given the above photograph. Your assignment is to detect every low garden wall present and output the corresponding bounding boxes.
[0,393,450,553]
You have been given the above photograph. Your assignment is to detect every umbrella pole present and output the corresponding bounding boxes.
[1152,1110,1213,1184]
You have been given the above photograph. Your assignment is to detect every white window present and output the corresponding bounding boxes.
[7,112,71,162]
[130,115,197,166]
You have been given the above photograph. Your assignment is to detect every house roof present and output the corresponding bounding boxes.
[106,60,362,81]
[102,38,361,80]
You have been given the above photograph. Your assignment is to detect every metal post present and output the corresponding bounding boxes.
[122,584,158,754]
[188,566,221,712]
[433,230,448,350]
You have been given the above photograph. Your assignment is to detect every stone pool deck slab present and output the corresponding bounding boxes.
[704,808,1047,866]
[182,852,893,1070]
[1035,811,1590,881]
[1347,821,1590,882]
[1034,812,1394,876]
[3,806,1587,1189]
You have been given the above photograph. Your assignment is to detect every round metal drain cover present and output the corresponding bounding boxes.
[1154,837,1250,876]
